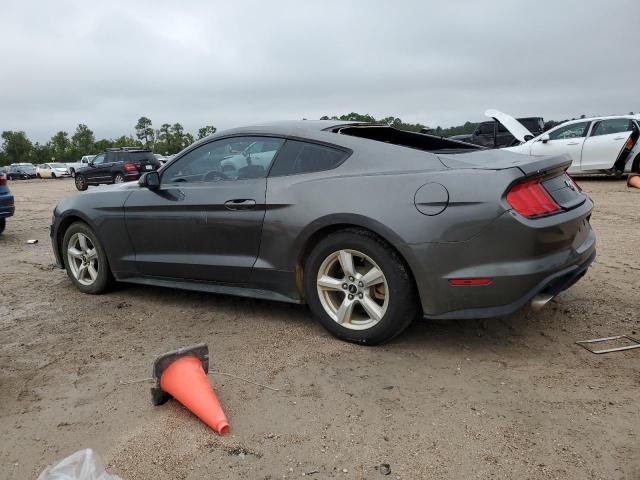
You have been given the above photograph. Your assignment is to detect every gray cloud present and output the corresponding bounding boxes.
[1,0,639,142]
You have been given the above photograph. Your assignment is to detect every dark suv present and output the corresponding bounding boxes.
[467,117,545,148]
[75,147,160,191]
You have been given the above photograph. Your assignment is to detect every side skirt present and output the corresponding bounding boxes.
[120,275,303,304]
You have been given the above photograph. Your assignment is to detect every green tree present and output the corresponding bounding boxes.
[1,131,33,165]
[197,125,217,139]
[135,116,154,146]
[32,142,54,164]
[71,124,96,157]
[50,131,71,162]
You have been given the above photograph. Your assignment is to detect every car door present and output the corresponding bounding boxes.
[123,135,285,283]
[85,153,106,182]
[580,118,635,171]
[529,121,591,172]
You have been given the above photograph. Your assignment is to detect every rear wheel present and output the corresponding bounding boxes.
[70,169,76,178]
[0,218,5,234]
[75,174,88,191]
[51,172,57,179]
[304,229,418,345]
[113,173,125,183]
[62,222,112,294]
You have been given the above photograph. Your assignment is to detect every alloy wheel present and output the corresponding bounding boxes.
[316,249,389,330]
[114,174,125,183]
[67,232,99,286]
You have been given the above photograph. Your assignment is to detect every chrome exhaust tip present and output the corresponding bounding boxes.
[530,293,554,311]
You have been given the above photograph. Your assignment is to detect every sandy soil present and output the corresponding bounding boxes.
[0,177,638,480]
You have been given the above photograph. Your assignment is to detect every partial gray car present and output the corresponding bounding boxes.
[51,120,596,344]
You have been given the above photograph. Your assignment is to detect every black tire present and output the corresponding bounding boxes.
[51,172,57,179]
[113,173,125,184]
[62,222,112,294]
[70,169,76,178]
[75,174,88,191]
[36,173,41,179]
[0,218,5,234]
[304,229,418,345]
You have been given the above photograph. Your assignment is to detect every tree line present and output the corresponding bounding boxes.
[0,117,217,166]
[1,112,594,166]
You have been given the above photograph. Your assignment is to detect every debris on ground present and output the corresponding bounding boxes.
[37,449,121,480]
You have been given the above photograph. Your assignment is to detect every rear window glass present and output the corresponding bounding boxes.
[269,140,348,176]
[590,119,634,137]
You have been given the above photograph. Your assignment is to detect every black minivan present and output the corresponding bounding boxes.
[75,147,161,191]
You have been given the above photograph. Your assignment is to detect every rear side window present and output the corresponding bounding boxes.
[477,122,494,135]
[128,152,156,162]
[590,118,634,137]
[269,140,348,177]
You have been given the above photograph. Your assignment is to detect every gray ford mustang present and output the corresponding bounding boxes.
[51,120,596,344]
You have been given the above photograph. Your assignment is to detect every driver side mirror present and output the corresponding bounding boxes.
[541,134,550,143]
[139,171,160,190]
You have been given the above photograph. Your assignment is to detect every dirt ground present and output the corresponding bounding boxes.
[0,177,638,480]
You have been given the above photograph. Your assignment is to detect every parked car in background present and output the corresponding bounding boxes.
[494,110,640,176]
[36,162,71,178]
[52,120,595,344]
[7,163,37,180]
[0,171,15,234]
[465,116,544,148]
[74,147,161,191]
[66,155,95,178]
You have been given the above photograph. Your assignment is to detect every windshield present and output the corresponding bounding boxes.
[50,163,66,168]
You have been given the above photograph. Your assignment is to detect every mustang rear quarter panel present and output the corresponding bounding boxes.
[254,147,520,301]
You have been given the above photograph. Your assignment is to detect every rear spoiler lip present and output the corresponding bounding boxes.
[516,153,572,177]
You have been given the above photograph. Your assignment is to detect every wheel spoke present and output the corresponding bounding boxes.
[78,264,88,281]
[359,295,383,322]
[361,266,384,288]
[318,275,344,291]
[78,234,88,252]
[336,298,355,324]
[68,247,83,259]
[86,248,98,261]
[88,263,98,281]
[338,250,355,278]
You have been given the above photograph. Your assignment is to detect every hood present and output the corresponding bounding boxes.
[485,109,534,143]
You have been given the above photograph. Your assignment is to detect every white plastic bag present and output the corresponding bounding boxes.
[37,449,122,480]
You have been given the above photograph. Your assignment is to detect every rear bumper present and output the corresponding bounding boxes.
[411,198,596,319]
[0,194,15,218]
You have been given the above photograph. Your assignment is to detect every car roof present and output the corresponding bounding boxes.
[558,114,639,126]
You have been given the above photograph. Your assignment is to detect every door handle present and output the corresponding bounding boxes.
[613,137,625,140]
[224,199,256,210]
[567,142,579,145]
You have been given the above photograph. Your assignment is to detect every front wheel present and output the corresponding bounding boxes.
[51,172,57,179]
[75,175,88,191]
[113,173,125,183]
[304,229,418,345]
[62,222,112,294]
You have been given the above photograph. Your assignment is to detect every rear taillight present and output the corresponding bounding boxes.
[626,136,635,150]
[123,162,138,173]
[0,174,6,186]
[506,178,560,218]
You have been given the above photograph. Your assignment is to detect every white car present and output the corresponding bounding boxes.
[489,110,640,176]
[66,155,95,177]
[36,162,70,178]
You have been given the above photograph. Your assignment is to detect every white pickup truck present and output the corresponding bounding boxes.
[66,155,95,177]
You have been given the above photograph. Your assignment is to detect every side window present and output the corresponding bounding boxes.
[162,136,285,183]
[92,154,106,165]
[590,119,634,137]
[269,140,349,177]
[477,123,494,135]
[548,122,590,141]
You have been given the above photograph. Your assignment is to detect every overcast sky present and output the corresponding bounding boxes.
[1,0,639,142]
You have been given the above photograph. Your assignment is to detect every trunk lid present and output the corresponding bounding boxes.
[438,149,572,176]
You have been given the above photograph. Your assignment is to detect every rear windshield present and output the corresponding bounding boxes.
[335,126,480,153]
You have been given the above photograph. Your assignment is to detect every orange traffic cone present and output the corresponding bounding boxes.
[151,344,229,435]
